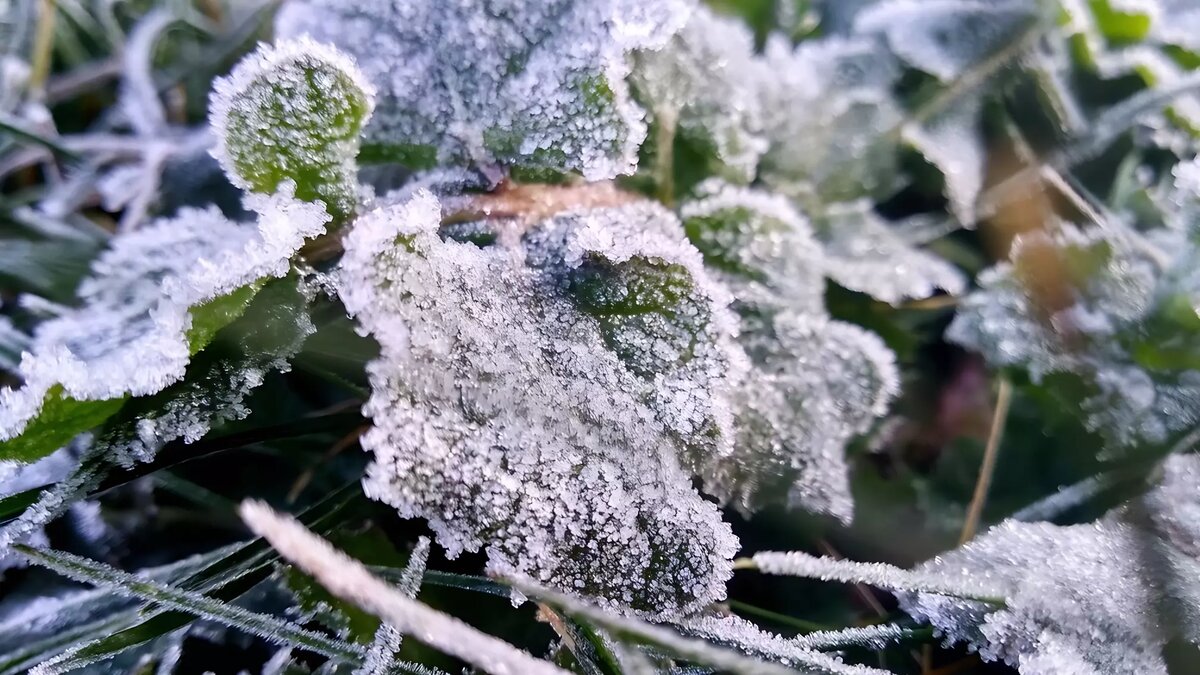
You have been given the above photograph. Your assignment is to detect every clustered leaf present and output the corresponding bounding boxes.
[947,210,1200,446]
[275,0,691,180]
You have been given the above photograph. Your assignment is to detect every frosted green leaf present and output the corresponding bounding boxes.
[814,201,966,305]
[903,97,987,225]
[0,186,331,463]
[631,5,768,183]
[523,199,747,469]
[276,0,691,181]
[711,313,899,523]
[757,36,904,205]
[680,181,826,315]
[209,38,375,222]
[337,190,739,617]
[99,277,316,468]
[896,454,1200,675]
[680,183,900,522]
[853,0,1041,81]
[946,222,1200,446]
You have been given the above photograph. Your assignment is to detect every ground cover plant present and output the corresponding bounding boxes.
[2,0,1200,672]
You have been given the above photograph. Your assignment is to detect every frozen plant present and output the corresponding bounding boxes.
[2,0,1200,673]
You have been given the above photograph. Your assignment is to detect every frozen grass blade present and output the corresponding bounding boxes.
[737,552,1007,605]
[356,536,430,675]
[14,545,365,669]
[506,577,891,675]
[238,500,569,675]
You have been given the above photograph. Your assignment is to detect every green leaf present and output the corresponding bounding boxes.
[0,281,263,466]
[209,39,374,223]
[0,388,126,464]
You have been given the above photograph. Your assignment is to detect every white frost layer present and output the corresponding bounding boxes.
[0,185,330,445]
[337,190,738,616]
[276,0,691,181]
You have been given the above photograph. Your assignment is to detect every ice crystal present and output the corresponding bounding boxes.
[947,221,1200,446]
[0,186,330,450]
[338,190,739,616]
[896,454,1200,674]
[275,0,691,181]
[680,183,900,521]
[631,6,767,182]
[209,38,375,222]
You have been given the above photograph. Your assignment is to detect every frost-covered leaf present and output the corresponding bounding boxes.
[631,6,767,183]
[757,37,904,205]
[903,97,987,225]
[0,187,331,464]
[853,0,1041,81]
[946,220,1200,446]
[276,0,691,181]
[97,277,316,468]
[680,181,826,314]
[239,501,569,675]
[337,189,739,616]
[680,183,899,522]
[209,38,375,223]
[814,201,967,305]
[894,454,1200,675]
[711,314,899,523]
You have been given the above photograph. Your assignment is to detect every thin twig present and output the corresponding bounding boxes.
[959,378,1013,545]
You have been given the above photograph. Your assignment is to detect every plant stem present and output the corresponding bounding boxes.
[654,106,678,207]
[30,0,58,96]
[726,600,829,633]
[959,377,1013,545]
